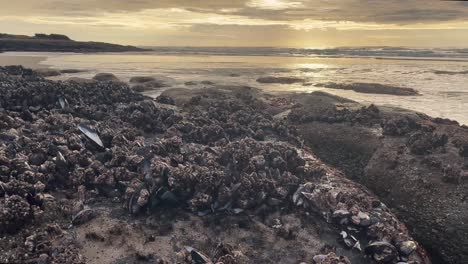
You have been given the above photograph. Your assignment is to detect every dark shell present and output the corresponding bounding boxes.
[364,241,398,263]
[184,246,211,264]
[72,209,96,226]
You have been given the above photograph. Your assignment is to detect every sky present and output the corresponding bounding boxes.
[1,0,468,48]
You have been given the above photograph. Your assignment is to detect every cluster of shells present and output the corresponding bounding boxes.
[0,66,429,263]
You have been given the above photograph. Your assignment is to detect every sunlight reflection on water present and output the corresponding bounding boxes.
[2,51,468,124]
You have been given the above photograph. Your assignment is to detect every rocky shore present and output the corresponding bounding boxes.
[283,93,468,264]
[0,66,464,263]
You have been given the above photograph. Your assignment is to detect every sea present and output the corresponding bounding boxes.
[1,46,468,124]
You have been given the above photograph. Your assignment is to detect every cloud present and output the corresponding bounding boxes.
[2,0,468,47]
[3,0,468,25]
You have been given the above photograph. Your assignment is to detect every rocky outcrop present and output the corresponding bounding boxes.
[286,91,468,264]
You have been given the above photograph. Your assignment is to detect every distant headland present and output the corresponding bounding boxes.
[0,33,149,53]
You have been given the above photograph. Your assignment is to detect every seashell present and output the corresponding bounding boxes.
[332,209,350,219]
[293,183,314,206]
[72,208,96,226]
[312,254,328,263]
[231,208,244,214]
[184,246,212,264]
[78,124,104,148]
[58,96,69,109]
[399,240,417,256]
[148,187,178,212]
[33,181,46,192]
[136,189,150,207]
[364,241,398,263]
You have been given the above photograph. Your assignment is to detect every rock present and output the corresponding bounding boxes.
[433,70,468,75]
[254,129,265,141]
[257,76,305,84]
[290,90,468,263]
[156,95,176,105]
[129,76,156,83]
[131,80,167,92]
[185,81,198,86]
[131,84,148,92]
[67,77,96,84]
[60,69,86,74]
[407,131,448,155]
[316,82,419,96]
[35,68,62,77]
[92,73,120,82]
[0,195,32,234]
[29,152,47,166]
[200,80,214,85]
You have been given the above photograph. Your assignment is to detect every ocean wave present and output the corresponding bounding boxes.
[144,46,468,61]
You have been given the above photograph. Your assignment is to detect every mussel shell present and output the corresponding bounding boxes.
[128,189,144,215]
[184,246,211,264]
[58,96,69,109]
[78,124,104,148]
[72,209,96,226]
[148,187,178,211]
[364,241,398,263]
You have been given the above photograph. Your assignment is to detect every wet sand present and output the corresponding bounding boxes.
[0,52,48,68]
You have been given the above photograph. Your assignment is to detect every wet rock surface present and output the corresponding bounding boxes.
[315,82,419,96]
[129,76,170,92]
[92,73,120,82]
[35,68,62,77]
[0,67,430,263]
[257,76,305,84]
[286,91,468,264]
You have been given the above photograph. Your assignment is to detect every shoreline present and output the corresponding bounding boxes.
[2,51,468,126]
[0,53,48,68]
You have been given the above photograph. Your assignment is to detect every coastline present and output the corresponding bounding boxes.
[3,51,467,126]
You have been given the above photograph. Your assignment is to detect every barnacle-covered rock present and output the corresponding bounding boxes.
[0,67,433,264]
[0,195,32,234]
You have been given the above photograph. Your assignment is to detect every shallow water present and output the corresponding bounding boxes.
[1,49,468,124]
